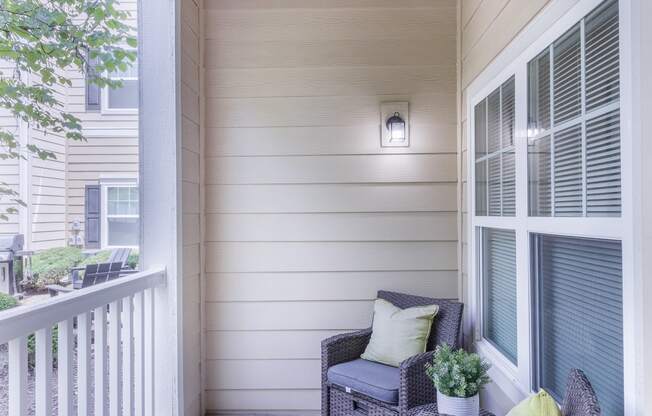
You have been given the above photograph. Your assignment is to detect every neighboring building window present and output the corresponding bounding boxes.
[85,51,138,113]
[532,234,623,415]
[474,76,516,217]
[103,58,139,112]
[527,0,620,217]
[481,228,517,364]
[104,183,139,248]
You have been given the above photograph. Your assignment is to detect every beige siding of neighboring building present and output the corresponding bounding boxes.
[65,0,139,247]
[0,61,20,237]
[29,80,69,251]
[181,0,204,413]
[457,0,551,413]
[203,1,457,414]
[0,1,139,251]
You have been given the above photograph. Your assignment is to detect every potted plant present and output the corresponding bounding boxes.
[425,344,491,416]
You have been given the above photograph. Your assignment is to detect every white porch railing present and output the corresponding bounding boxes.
[0,266,166,416]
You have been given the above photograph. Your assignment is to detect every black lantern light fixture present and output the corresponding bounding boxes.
[386,112,406,142]
[380,102,409,147]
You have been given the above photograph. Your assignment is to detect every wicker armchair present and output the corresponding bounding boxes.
[321,290,464,416]
[561,369,601,416]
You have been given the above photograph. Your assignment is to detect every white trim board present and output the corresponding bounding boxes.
[464,0,641,413]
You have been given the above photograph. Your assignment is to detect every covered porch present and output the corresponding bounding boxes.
[1,0,652,415]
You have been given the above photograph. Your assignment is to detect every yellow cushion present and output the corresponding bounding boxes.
[360,299,438,367]
[506,390,561,416]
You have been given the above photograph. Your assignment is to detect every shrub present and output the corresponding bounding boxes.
[425,344,491,398]
[126,251,139,269]
[27,326,58,369]
[80,249,139,269]
[0,292,18,311]
[29,247,85,290]
[78,250,111,267]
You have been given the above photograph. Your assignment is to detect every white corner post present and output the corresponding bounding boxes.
[626,0,652,412]
[138,0,184,414]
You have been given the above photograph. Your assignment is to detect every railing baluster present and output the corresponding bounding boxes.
[58,318,74,416]
[0,268,165,416]
[35,327,52,416]
[144,288,155,416]
[123,295,134,416]
[109,300,123,416]
[134,291,145,416]
[77,312,92,416]
[95,305,108,416]
[8,336,28,416]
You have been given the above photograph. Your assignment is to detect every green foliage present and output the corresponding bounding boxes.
[27,325,58,368]
[0,0,136,220]
[425,344,491,398]
[29,246,85,289]
[80,249,139,269]
[79,249,111,267]
[0,292,18,311]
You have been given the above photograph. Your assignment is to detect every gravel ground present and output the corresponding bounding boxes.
[0,342,109,416]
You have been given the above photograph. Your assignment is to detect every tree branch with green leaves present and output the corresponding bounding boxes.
[0,0,136,221]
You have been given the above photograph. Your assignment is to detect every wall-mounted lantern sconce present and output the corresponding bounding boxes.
[386,112,406,142]
[380,102,409,147]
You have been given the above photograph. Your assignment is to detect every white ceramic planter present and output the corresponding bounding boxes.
[436,391,480,416]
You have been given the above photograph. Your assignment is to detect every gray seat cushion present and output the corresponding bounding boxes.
[327,358,400,404]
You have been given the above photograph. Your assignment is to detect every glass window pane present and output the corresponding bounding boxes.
[585,0,619,112]
[482,228,517,364]
[502,151,515,216]
[108,217,139,247]
[108,187,118,202]
[528,50,551,135]
[108,80,138,109]
[475,100,487,159]
[535,234,623,415]
[488,155,501,216]
[108,200,118,216]
[553,124,583,216]
[586,110,621,216]
[487,89,501,154]
[528,136,552,216]
[501,77,515,148]
[475,160,487,216]
[553,25,582,125]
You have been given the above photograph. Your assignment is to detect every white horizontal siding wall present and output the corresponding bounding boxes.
[203,0,458,414]
[29,79,68,250]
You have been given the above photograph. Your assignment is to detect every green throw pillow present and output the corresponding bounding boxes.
[506,390,561,416]
[360,298,438,367]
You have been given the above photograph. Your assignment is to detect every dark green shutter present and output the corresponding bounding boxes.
[85,185,101,249]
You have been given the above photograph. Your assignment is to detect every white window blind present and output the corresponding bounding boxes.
[482,228,517,364]
[533,234,623,416]
[527,0,620,217]
[475,76,516,217]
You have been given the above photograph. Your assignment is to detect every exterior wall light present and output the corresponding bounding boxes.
[386,112,406,142]
[380,102,409,147]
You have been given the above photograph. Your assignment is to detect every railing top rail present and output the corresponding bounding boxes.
[0,266,166,344]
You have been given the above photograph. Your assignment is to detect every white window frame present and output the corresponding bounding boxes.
[101,49,138,115]
[465,0,639,413]
[101,178,139,249]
